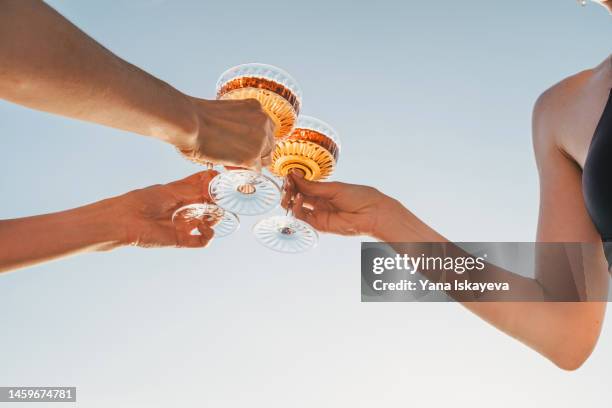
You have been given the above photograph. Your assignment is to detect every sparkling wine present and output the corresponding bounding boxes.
[217,77,301,138]
[270,128,339,180]
[252,115,336,253]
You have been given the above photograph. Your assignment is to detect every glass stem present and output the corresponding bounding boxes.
[205,162,215,206]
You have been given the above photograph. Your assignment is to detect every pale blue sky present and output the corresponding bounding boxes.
[0,1,611,407]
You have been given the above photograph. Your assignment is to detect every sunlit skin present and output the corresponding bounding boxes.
[0,0,609,369]
[0,1,272,272]
[284,30,611,373]
[0,171,219,274]
[591,0,612,13]
[0,0,275,169]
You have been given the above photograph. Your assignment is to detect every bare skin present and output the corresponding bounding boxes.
[0,0,275,169]
[0,171,219,274]
[284,56,612,370]
[594,0,612,13]
[0,1,272,271]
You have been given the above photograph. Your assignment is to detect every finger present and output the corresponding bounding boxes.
[168,170,219,203]
[196,170,219,199]
[196,224,215,247]
[199,170,220,201]
[200,169,220,185]
[175,219,216,247]
[242,98,263,109]
[210,98,261,108]
[282,179,326,210]
[280,177,295,209]
[172,171,209,186]
[280,189,292,209]
[289,170,339,199]
[267,117,278,140]
[175,227,210,248]
[291,193,326,231]
[202,212,221,228]
[260,153,272,168]
[300,197,315,211]
[259,117,276,158]
[238,159,254,172]
[291,193,315,219]
[292,193,306,219]
[174,216,203,234]
[244,157,262,173]
[284,193,328,214]
[260,135,274,159]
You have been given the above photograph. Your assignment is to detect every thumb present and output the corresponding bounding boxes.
[248,158,263,173]
[289,171,338,199]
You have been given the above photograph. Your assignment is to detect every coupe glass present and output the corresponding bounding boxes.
[171,164,239,238]
[253,115,340,253]
[208,63,303,216]
[172,203,239,238]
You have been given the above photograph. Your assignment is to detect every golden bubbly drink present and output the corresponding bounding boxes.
[217,77,301,138]
[270,128,339,180]
[252,114,338,253]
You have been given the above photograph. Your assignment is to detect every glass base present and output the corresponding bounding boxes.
[172,203,239,238]
[252,215,318,253]
[209,170,281,216]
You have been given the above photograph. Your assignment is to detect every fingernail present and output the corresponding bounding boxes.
[290,169,303,178]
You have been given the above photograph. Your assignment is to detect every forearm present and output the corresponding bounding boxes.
[372,198,548,301]
[371,196,601,368]
[0,198,126,273]
[372,197,446,243]
[0,0,195,144]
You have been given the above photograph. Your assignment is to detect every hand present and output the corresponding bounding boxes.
[114,170,219,248]
[176,98,276,170]
[281,171,397,237]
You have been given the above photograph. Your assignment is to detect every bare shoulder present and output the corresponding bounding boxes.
[533,56,612,168]
[533,70,593,131]
[532,66,603,167]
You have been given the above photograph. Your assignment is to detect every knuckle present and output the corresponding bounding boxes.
[253,112,268,127]
[201,232,214,246]
[244,98,262,109]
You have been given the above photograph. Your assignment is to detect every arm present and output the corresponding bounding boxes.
[283,90,609,369]
[0,0,274,168]
[0,171,216,274]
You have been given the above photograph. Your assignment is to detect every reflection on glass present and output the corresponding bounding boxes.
[172,202,239,238]
[253,116,340,253]
[209,63,303,216]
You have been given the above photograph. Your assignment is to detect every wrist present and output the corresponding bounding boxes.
[370,195,445,242]
[156,91,201,148]
[95,194,142,249]
[370,195,410,239]
[67,198,128,252]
